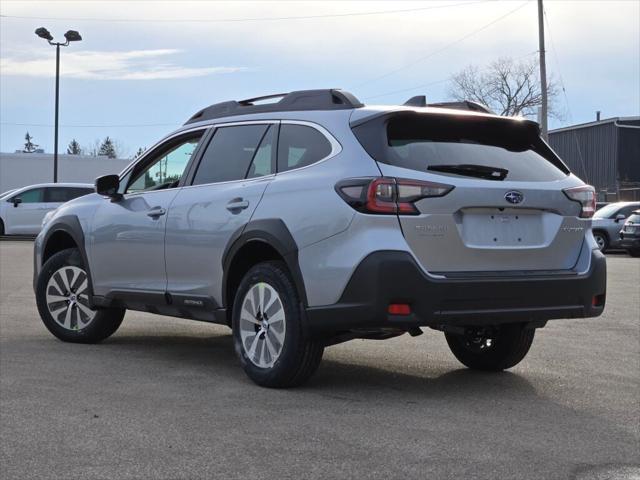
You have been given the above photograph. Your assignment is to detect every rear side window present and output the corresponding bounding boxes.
[352,112,569,182]
[45,187,92,202]
[277,124,332,172]
[193,124,269,185]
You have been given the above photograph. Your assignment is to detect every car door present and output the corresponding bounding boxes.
[89,130,207,297]
[4,187,47,234]
[165,122,277,307]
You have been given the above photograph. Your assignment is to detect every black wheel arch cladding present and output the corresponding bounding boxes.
[39,215,96,306]
[222,218,308,308]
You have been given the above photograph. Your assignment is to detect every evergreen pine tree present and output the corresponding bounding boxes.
[23,132,38,153]
[98,136,117,159]
[133,147,146,159]
[67,139,82,155]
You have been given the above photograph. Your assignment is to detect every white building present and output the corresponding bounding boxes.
[0,152,131,193]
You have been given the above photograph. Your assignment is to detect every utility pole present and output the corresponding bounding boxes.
[537,0,548,140]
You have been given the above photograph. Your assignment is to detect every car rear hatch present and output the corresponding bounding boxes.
[351,109,590,273]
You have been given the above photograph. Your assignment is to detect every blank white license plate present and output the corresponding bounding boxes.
[461,212,544,247]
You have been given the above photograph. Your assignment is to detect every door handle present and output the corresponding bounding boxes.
[226,199,249,212]
[147,207,166,218]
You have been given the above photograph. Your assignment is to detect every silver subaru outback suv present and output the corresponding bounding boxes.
[34,89,606,387]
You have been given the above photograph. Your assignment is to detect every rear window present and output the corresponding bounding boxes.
[352,112,569,182]
[45,187,92,202]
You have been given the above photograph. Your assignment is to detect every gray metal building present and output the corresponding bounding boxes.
[548,116,640,201]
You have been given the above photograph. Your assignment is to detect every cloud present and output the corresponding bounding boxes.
[0,48,246,80]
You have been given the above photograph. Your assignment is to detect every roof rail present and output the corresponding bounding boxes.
[427,100,494,114]
[185,89,363,125]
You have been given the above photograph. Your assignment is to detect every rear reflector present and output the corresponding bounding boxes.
[592,294,605,307]
[388,303,411,315]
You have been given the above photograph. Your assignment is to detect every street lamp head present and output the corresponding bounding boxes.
[35,27,53,41]
[64,30,82,42]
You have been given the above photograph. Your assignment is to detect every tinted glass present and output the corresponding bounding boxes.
[247,125,276,178]
[14,188,44,203]
[128,134,202,193]
[193,124,269,185]
[353,113,569,182]
[45,187,93,202]
[594,203,640,219]
[619,205,640,218]
[277,124,332,172]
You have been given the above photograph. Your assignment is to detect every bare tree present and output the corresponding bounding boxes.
[448,57,562,119]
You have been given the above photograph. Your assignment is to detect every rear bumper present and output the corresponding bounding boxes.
[305,249,606,335]
[619,234,640,250]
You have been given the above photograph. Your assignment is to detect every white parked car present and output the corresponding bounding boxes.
[0,183,93,236]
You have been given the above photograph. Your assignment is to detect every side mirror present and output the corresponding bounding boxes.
[95,174,122,200]
[12,197,22,207]
[615,214,626,222]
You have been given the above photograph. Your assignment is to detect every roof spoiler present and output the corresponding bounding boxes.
[402,95,494,114]
[185,89,364,125]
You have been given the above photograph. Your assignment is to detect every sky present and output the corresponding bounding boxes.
[1,0,639,157]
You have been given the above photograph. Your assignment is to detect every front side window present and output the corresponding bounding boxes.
[192,124,271,185]
[13,188,44,203]
[127,133,203,193]
[277,124,332,173]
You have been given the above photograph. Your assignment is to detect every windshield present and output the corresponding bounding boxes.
[594,204,622,219]
[627,213,640,224]
[352,112,569,182]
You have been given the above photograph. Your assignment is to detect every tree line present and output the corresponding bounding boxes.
[21,132,145,160]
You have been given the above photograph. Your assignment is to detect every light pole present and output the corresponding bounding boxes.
[34,27,82,183]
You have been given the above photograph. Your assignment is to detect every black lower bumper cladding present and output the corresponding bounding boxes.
[305,250,606,335]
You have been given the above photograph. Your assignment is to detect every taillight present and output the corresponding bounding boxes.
[563,185,596,218]
[335,177,453,215]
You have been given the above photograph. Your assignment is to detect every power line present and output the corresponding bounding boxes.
[543,7,590,183]
[0,1,488,24]
[353,1,531,89]
[1,122,176,128]
[364,79,449,101]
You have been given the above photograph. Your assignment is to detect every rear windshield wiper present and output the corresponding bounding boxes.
[427,164,509,181]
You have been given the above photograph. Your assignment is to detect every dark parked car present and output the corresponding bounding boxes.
[619,210,640,257]
[591,201,640,251]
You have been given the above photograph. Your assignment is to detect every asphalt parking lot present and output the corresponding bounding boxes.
[0,240,638,480]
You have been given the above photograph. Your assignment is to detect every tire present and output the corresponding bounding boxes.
[627,248,640,257]
[593,231,609,251]
[445,323,535,371]
[232,261,324,388]
[0,218,4,236]
[36,248,125,343]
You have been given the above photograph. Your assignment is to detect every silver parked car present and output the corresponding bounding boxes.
[591,201,640,251]
[33,89,606,387]
[0,183,93,236]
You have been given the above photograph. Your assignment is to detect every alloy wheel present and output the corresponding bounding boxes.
[239,282,286,368]
[45,266,96,330]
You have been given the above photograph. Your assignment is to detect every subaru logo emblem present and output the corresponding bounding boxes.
[504,191,524,204]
